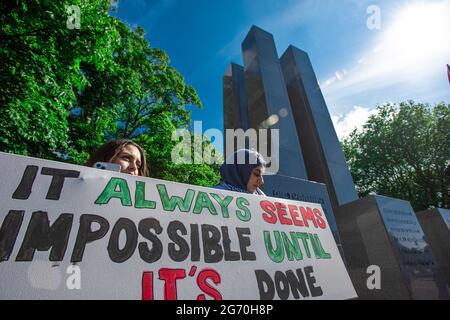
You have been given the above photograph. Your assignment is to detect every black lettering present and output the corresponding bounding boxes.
[221,226,240,261]
[255,270,275,300]
[16,211,73,261]
[167,221,189,262]
[12,166,38,200]
[190,224,200,262]
[41,167,80,200]
[0,210,25,261]
[304,266,323,297]
[274,271,290,300]
[108,218,138,263]
[236,227,256,261]
[138,218,163,263]
[201,224,223,263]
[287,269,309,299]
[71,214,109,262]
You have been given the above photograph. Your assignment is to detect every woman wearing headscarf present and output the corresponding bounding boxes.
[216,149,266,195]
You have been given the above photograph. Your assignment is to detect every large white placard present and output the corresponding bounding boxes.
[0,152,356,300]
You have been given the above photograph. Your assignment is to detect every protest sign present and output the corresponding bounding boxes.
[0,152,357,300]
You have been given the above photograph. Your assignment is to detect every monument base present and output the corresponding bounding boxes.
[335,195,450,300]
[416,208,450,288]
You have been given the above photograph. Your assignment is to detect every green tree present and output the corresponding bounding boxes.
[0,0,220,186]
[342,101,450,210]
[135,112,221,187]
[67,20,201,164]
[0,0,119,159]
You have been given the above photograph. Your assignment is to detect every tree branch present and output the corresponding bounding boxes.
[0,28,50,41]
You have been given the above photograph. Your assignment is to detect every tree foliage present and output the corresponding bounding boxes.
[0,0,220,187]
[342,101,450,210]
[1,0,118,159]
[134,112,221,187]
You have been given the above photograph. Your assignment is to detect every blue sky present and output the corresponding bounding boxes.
[113,0,450,152]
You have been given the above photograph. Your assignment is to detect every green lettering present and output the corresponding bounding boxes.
[297,232,311,258]
[157,184,195,212]
[95,178,132,206]
[236,197,251,222]
[309,233,322,259]
[193,192,217,215]
[210,193,233,218]
[263,230,284,263]
[134,181,156,209]
[313,234,331,259]
[282,232,303,261]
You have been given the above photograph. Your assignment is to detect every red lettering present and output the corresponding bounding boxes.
[313,208,327,229]
[300,207,317,228]
[288,204,304,227]
[275,202,292,225]
[260,200,277,224]
[159,268,186,300]
[142,271,153,300]
[260,201,325,230]
[197,269,222,300]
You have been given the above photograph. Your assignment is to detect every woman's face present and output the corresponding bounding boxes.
[110,144,142,176]
[247,165,264,193]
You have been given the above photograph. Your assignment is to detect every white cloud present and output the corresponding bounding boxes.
[331,106,377,140]
[322,0,450,101]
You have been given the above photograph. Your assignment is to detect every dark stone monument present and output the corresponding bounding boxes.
[417,208,450,287]
[238,25,308,179]
[280,46,359,208]
[335,196,450,299]
[279,44,448,298]
[222,25,450,299]
[222,25,344,251]
[223,63,249,152]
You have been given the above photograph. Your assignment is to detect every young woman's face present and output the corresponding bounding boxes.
[110,144,142,176]
[247,165,264,193]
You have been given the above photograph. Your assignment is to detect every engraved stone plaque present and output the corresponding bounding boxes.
[335,196,450,299]
[416,208,450,287]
